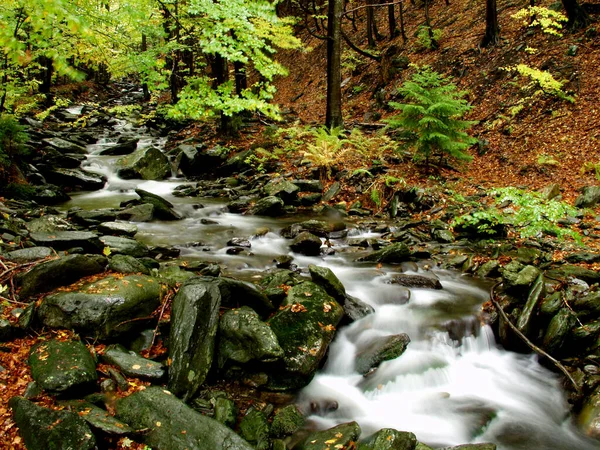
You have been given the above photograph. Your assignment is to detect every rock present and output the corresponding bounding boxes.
[227,237,251,248]
[573,292,600,319]
[10,396,96,450]
[309,265,346,302]
[37,274,164,338]
[290,231,322,256]
[503,265,541,289]
[294,179,323,193]
[297,219,346,238]
[388,273,442,289]
[298,421,361,450]
[69,208,118,225]
[168,278,221,401]
[43,168,106,190]
[357,243,412,264]
[134,189,182,220]
[440,445,496,450]
[477,260,500,278]
[117,146,171,180]
[5,246,54,264]
[60,400,133,435]
[516,247,541,265]
[0,319,15,341]
[17,254,107,299]
[108,254,151,275]
[117,203,155,222]
[218,306,283,368]
[580,386,600,440]
[575,186,600,208]
[247,196,285,216]
[539,183,561,201]
[344,294,375,321]
[100,235,149,257]
[98,138,139,156]
[566,252,600,264]
[358,428,417,450]
[42,137,87,154]
[29,230,103,253]
[98,221,138,237]
[212,277,274,318]
[239,407,270,450]
[542,308,577,355]
[176,144,229,176]
[29,339,97,393]
[268,282,344,388]
[516,274,545,337]
[355,334,411,375]
[322,181,341,202]
[270,404,304,438]
[546,265,600,284]
[102,344,165,380]
[433,229,454,243]
[115,387,254,449]
[264,178,300,203]
[214,397,238,428]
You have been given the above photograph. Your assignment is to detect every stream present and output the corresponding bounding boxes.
[61,114,597,450]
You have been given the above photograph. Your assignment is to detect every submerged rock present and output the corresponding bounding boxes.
[358,428,417,450]
[388,273,442,290]
[357,242,412,264]
[115,387,254,449]
[354,333,411,375]
[309,264,346,302]
[117,146,170,180]
[29,339,97,393]
[10,396,96,450]
[134,188,182,220]
[297,421,361,450]
[247,196,285,217]
[290,231,322,256]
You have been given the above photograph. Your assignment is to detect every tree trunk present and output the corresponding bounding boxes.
[326,0,343,129]
[366,0,376,47]
[561,0,590,29]
[481,0,500,47]
[141,34,150,101]
[388,4,399,39]
[234,61,247,96]
[211,54,235,135]
[399,2,407,42]
[424,0,439,49]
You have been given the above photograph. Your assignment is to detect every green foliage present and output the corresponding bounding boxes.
[302,126,348,178]
[512,6,568,36]
[244,147,275,173]
[581,162,600,181]
[0,114,28,169]
[503,64,575,103]
[346,128,395,160]
[384,175,406,187]
[537,153,559,166]
[370,188,382,207]
[385,66,477,166]
[452,187,582,243]
[35,98,72,122]
[351,168,374,178]
[416,26,442,50]
[107,104,143,118]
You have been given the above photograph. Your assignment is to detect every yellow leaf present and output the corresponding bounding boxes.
[156,421,162,427]
[325,438,338,444]
[132,364,141,370]
[102,246,112,256]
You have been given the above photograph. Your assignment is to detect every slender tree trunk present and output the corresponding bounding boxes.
[234,61,247,96]
[388,4,399,39]
[424,0,439,49]
[326,0,343,129]
[211,54,235,134]
[141,34,150,101]
[366,0,376,47]
[481,0,500,47]
[399,1,407,42]
[561,0,590,29]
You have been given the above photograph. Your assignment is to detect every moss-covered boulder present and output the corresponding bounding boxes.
[37,274,165,339]
[358,428,417,450]
[115,387,254,450]
[268,282,344,388]
[100,235,149,257]
[29,231,103,253]
[239,407,270,450]
[108,254,150,275]
[29,339,97,393]
[134,188,182,220]
[168,277,221,401]
[117,146,170,180]
[218,306,283,369]
[247,196,285,216]
[542,308,577,355]
[357,243,411,264]
[59,400,133,435]
[270,404,304,438]
[212,277,274,318]
[297,421,361,450]
[102,344,165,380]
[10,396,96,450]
[290,231,322,256]
[17,254,107,299]
[355,334,411,375]
[309,264,346,302]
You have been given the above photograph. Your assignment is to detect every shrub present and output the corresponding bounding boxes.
[0,115,29,183]
[512,6,568,36]
[503,64,575,103]
[416,26,442,50]
[385,66,477,168]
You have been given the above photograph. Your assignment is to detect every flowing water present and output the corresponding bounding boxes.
[63,117,598,450]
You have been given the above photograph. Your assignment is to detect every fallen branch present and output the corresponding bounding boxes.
[490,281,581,393]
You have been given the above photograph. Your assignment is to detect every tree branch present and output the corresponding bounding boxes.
[341,28,381,61]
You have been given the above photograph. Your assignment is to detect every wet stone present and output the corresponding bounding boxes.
[102,344,165,380]
[297,421,361,450]
[60,400,133,435]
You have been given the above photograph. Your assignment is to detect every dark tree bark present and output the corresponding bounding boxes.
[481,0,500,47]
[561,0,591,29]
[234,61,247,96]
[424,0,439,49]
[141,34,150,101]
[399,1,407,42]
[366,0,376,47]
[388,4,399,39]
[210,54,235,135]
[326,0,343,129]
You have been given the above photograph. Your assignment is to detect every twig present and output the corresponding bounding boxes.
[150,293,173,350]
[490,281,581,393]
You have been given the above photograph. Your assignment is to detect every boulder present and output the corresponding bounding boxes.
[98,138,139,156]
[29,339,97,393]
[357,243,412,264]
[42,137,87,154]
[134,189,182,220]
[270,405,304,438]
[37,274,164,339]
[69,208,118,225]
[268,282,344,388]
[573,292,600,319]
[108,254,151,275]
[290,231,322,256]
[298,421,361,450]
[212,277,274,317]
[117,146,170,180]
[293,179,323,193]
[115,387,254,449]
[102,344,165,380]
[322,181,341,202]
[247,196,285,216]
[344,294,375,321]
[516,274,545,337]
[43,168,106,190]
[29,231,103,253]
[503,265,541,289]
[309,265,346,302]
[10,397,96,450]
[264,179,300,203]
[542,308,577,355]
[117,203,155,222]
[98,221,138,237]
[59,400,133,435]
[388,273,442,290]
[17,254,107,299]
[218,306,283,368]
[575,186,600,208]
[355,334,411,375]
[239,407,270,450]
[100,235,149,257]
[5,246,54,264]
[168,278,221,401]
[175,144,229,176]
[546,265,600,284]
[358,428,417,450]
